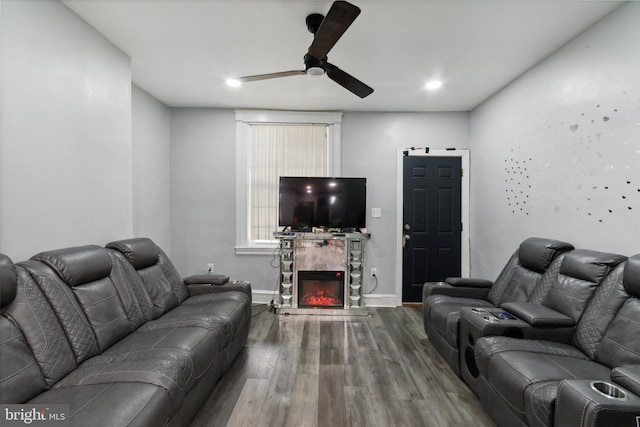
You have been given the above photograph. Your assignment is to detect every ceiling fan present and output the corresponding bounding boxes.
[230,1,373,98]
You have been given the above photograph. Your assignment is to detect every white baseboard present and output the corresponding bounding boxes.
[251,290,399,307]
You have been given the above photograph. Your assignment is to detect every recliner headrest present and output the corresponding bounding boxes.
[518,237,574,273]
[1,254,17,310]
[106,238,160,270]
[623,255,640,297]
[32,245,112,287]
[559,249,626,283]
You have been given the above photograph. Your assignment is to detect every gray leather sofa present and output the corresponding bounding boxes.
[472,254,640,427]
[422,237,574,374]
[0,238,251,426]
[422,237,640,427]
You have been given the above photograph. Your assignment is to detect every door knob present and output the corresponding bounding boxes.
[402,234,411,248]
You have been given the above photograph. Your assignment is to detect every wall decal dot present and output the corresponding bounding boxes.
[603,116,610,122]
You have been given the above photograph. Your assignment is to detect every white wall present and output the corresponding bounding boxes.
[469,2,640,279]
[0,0,133,260]
[132,85,172,253]
[169,110,469,303]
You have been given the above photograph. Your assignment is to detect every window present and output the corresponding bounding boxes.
[235,111,342,254]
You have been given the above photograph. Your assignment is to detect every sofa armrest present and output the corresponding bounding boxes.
[500,302,575,327]
[446,277,493,288]
[555,379,640,427]
[183,274,229,286]
[422,279,491,301]
[612,366,640,396]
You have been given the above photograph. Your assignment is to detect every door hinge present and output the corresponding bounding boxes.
[461,168,464,177]
[461,222,464,231]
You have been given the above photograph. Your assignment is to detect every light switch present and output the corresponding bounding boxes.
[371,208,381,218]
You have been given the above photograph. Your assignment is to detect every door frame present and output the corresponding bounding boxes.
[395,149,470,306]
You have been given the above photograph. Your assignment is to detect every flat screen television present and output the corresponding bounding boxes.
[278,177,366,231]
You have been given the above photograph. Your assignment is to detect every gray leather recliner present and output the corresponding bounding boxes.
[422,237,574,374]
[473,254,640,427]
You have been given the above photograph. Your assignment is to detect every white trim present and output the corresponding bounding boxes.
[234,110,342,255]
[395,149,470,306]
[362,294,398,307]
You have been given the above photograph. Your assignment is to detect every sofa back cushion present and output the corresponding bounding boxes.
[487,237,573,306]
[3,257,76,395]
[0,255,49,403]
[31,245,132,353]
[543,249,626,323]
[107,238,188,317]
[594,255,640,367]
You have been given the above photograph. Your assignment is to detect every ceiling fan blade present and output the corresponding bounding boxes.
[325,63,373,98]
[237,70,305,83]
[307,1,361,60]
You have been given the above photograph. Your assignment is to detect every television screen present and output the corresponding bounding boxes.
[279,177,366,231]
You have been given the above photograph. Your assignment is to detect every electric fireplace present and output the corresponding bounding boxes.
[298,270,345,308]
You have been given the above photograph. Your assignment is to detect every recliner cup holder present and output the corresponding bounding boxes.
[590,381,627,400]
[471,308,486,313]
[483,316,499,323]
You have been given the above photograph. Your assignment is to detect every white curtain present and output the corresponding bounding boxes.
[250,124,328,241]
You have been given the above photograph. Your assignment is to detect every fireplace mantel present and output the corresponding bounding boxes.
[273,232,370,312]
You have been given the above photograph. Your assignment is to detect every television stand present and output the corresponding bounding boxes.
[273,231,370,311]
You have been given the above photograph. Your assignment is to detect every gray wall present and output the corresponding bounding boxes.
[0,0,133,260]
[342,113,469,300]
[169,110,469,302]
[469,2,640,279]
[132,85,172,253]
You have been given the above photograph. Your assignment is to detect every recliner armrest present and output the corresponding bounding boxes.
[183,274,229,286]
[445,277,493,288]
[501,302,575,327]
[422,280,490,300]
[555,379,640,427]
[612,366,640,396]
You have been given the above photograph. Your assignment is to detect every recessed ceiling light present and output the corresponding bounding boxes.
[425,80,443,90]
[226,78,242,88]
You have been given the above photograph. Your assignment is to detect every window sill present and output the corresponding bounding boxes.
[235,245,278,255]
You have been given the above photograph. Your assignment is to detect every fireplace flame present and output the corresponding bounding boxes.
[300,289,341,306]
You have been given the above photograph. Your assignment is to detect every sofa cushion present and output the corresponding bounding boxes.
[56,349,193,416]
[623,254,640,297]
[107,238,160,270]
[518,237,574,274]
[105,326,225,381]
[5,265,78,386]
[29,383,172,427]
[486,350,610,415]
[1,254,17,309]
[0,310,48,403]
[33,247,134,352]
[33,245,112,287]
[543,250,626,323]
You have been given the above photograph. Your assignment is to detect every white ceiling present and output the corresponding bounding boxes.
[62,0,622,112]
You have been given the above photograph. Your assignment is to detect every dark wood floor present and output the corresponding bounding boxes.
[189,306,496,427]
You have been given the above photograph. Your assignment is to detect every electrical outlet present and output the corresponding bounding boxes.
[207,263,215,274]
[371,268,377,277]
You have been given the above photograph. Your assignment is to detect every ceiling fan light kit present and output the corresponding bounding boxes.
[231,1,373,98]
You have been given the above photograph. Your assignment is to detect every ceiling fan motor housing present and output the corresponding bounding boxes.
[304,54,326,76]
[306,13,325,34]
